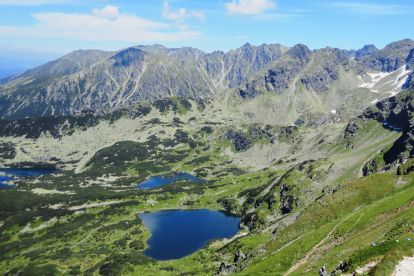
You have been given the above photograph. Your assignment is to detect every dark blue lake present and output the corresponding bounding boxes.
[139,209,240,260]
[0,168,55,189]
[137,172,205,190]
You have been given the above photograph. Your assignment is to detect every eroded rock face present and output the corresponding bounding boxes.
[280,184,294,214]
[300,48,349,93]
[404,72,414,90]
[300,66,339,93]
[239,44,312,98]
[362,99,410,132]
[406,49,414,70]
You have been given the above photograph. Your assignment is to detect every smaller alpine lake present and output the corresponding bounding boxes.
[139,209,240,260]
[0,168,55,189]
[137,172,205,190]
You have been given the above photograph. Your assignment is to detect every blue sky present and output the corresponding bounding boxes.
[0,0,413,75]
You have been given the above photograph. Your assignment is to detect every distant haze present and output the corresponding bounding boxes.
[0,48,63,79]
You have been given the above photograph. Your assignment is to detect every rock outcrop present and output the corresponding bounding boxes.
[215,250,247,275]
[356,39,414,72]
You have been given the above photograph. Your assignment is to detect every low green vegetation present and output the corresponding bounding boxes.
[0,98,412,276]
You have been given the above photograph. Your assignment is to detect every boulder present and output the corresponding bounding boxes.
[217,262,237,275]
[319,266,328,276]
[234,250,246,265]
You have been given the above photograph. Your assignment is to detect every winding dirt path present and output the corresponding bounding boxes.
[71,225,104,248]
[284,212,356,275]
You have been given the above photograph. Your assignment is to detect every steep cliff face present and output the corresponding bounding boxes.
[300,47,350,93]
[238,44,312,98]
[344,89,414,175]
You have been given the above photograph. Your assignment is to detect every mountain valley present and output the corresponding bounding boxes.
[1,39,414,275]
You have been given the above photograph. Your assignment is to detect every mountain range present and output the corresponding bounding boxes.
[1,39,413,121]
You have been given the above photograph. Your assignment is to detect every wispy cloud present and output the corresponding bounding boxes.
[331,2,412,15]
[162,0,205,21]
[0,5,199,43]
[0,0,68,5]
[91,5,120,20]
[226,0,276,16]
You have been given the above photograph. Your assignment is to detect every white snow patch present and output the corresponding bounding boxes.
[330,109,337,114]
[358,66,411,95]
[387,67,411,97]
[393,67,411,86]
[358,71,392,89]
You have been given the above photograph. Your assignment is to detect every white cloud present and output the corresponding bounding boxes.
[0,0,68,5]
[332,2,411,15]
[162,0,205,21]
[226,0,276,15]
[0,5,199,43]
[92,5,120,20]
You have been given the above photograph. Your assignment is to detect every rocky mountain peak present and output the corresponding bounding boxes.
[241,42,253,49]
[111,47,146,67]
[21,49,112,79]
[239,43,255,61]
[286,44,311,60]
[383,39,414,51]
[355,44,378,59]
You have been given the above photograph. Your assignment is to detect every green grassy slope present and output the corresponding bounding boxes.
[239,173,414,275]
